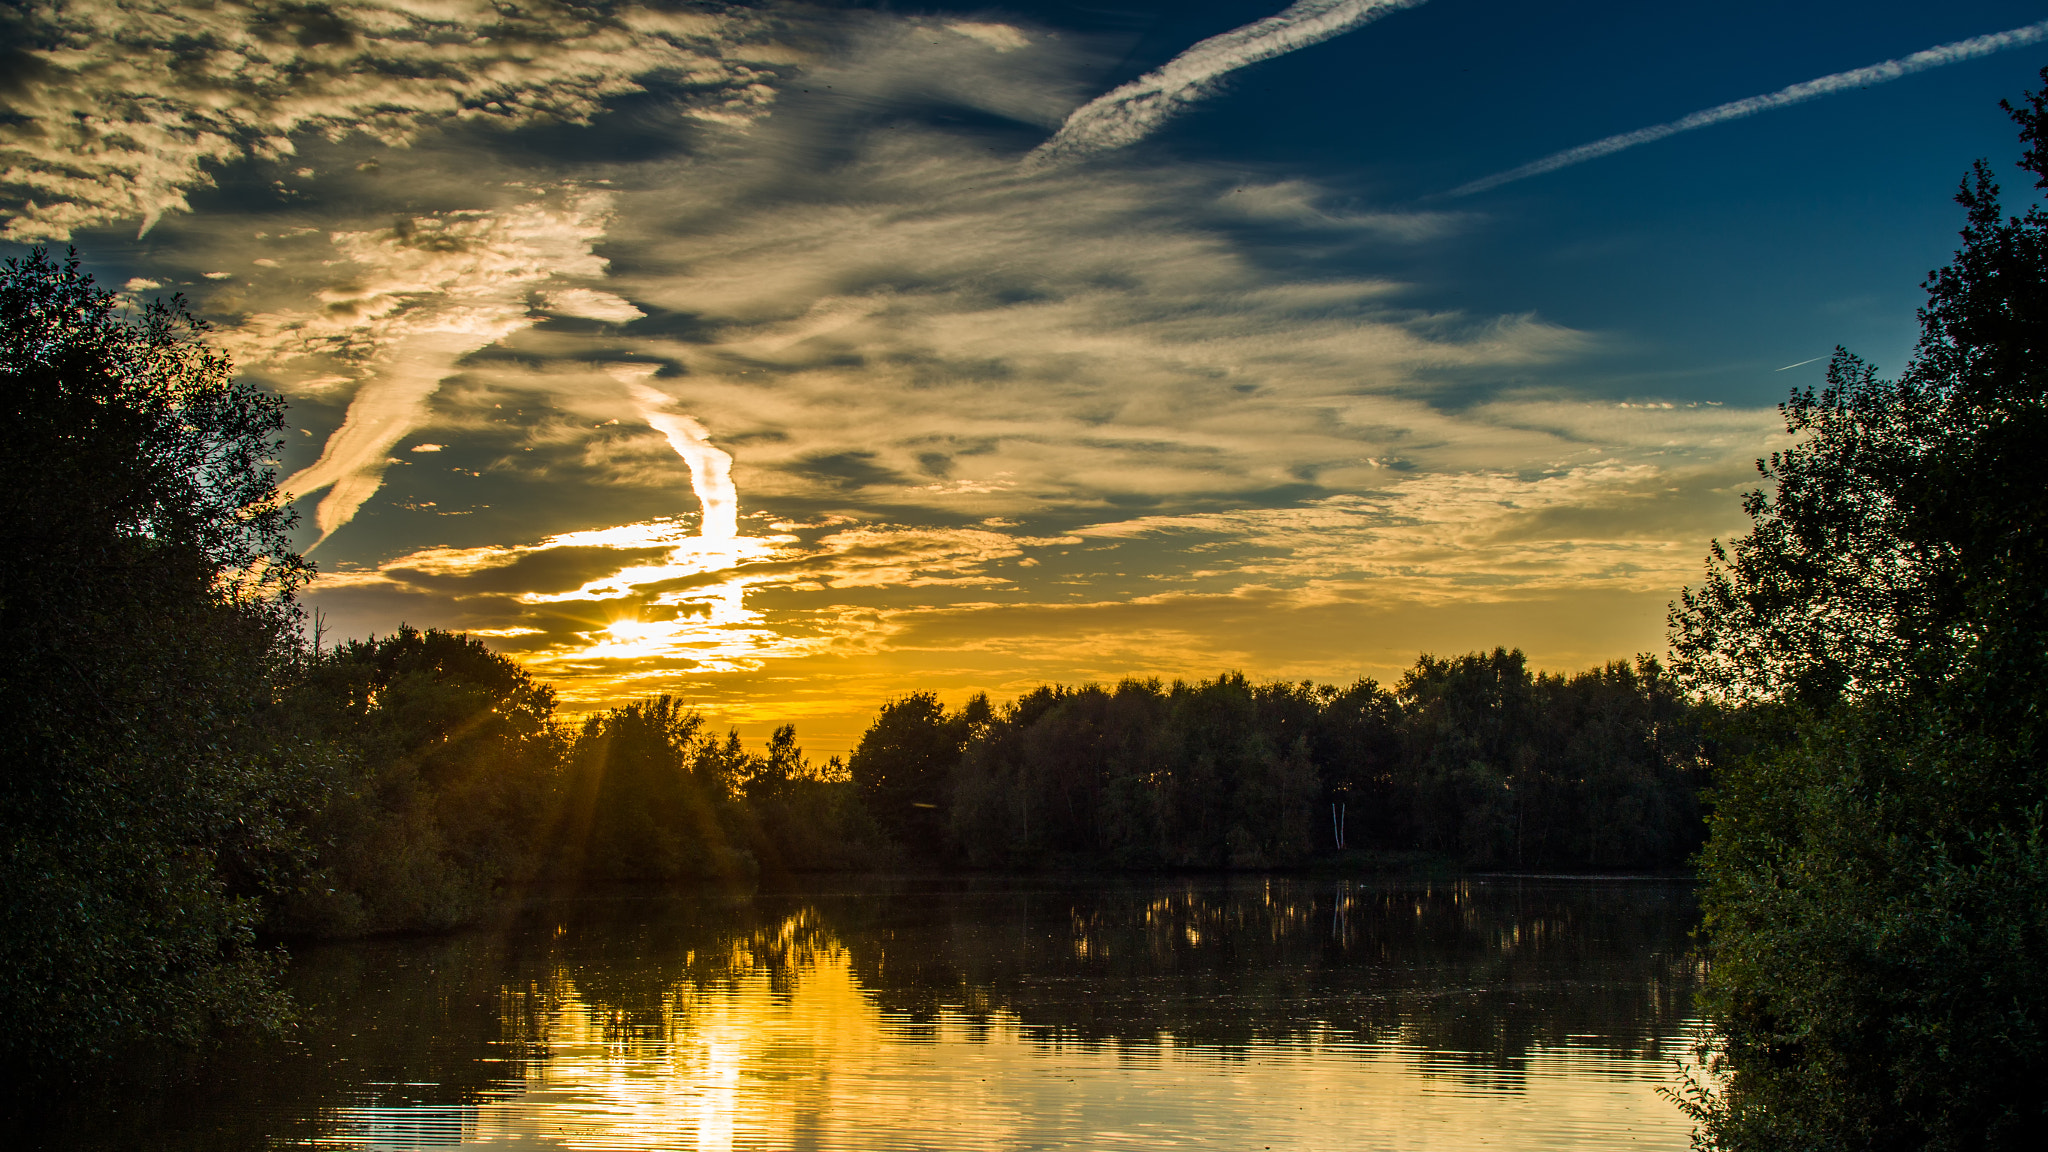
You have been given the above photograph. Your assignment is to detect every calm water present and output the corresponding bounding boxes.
[37,876,1704,1151]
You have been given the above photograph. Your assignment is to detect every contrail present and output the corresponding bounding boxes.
[1025,0,1426,168]
[623,376,739,541]
[1451,18,2048,197]
[1776,355,1827,371]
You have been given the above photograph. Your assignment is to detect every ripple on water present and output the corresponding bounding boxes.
[45,877,1709,1151]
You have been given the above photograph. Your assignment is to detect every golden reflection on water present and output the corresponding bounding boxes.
[311,909,1699,1152]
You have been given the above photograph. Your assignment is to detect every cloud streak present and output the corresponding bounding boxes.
[622,374,741,542]
[272,195,617,543]
[1024,0,1424,168]
[1451,18,2048,196]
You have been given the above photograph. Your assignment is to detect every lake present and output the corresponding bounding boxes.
[35,876,1705,1150]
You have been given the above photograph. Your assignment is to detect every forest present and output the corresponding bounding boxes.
[866,654,1708,872]
[234,625,1716,942]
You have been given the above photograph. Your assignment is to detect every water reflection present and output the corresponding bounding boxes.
[325,1103,477,1149]
[33,877,1701,1151]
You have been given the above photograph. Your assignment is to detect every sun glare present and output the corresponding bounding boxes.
[517,526,818,696]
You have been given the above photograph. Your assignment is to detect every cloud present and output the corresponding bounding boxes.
[264,193,617,543]
[0,0,784,240]
[301,514,1085,709]
[1025,0,1426,168]
[945,23,1031,53]
[1219,181,1467,240]
[1451,17,2048,196]
[523,122,1569,521]
[151,13,1536,549]
[622,372,740,541]
[8,2,1792,735]
[545,289,647,325]
[1073,452,1761,602]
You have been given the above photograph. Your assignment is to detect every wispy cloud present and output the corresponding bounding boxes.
[0,0,783,240]
[1451,18,2048,196]
[262,194,617,543]
[1025,0,1425,168]
[1073,453,1756,601]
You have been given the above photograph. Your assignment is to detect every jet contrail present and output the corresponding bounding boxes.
[1025,0,1426,168]
[623,377,738,541]
[1776,355,1827,371]
[1451,18,2048,197]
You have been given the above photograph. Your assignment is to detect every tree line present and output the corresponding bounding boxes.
[852,653,1708,873]
[254,632,1714,943]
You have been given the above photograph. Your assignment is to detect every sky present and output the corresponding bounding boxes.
[7,0,2048,750]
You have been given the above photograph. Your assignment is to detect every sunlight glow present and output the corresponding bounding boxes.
[422,914,1700,1152]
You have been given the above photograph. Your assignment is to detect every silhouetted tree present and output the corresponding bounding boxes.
[1674,75,2048,1150]
[1308,678,1403,847]
[0,249,311,1065]
[737,725,889,875]
[273,627,566,935]
[558,696,750,882]
[850,692,976,851]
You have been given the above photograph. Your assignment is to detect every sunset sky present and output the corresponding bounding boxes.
[8,0,2047,749]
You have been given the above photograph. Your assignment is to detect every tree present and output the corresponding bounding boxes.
[274,627,567,936]
[737,725,891,875]
[0,248,312,1066]
[849,692,975,850]
[558,696,751,882]
[1397,649,1533,865]
[1672,79,2048,1149]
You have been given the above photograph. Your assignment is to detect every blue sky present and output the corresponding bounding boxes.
[1001,0,2048,396]
[6,0,2044,745]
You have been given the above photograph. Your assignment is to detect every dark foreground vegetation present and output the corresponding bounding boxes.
[1661,77,2048,1149]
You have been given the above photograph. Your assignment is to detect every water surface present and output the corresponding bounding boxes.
[41,876,1703,1150]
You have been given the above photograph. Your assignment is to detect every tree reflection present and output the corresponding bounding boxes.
[23,879,1696,1151]
[813,878,1697,1064]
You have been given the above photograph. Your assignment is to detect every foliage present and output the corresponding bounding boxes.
[737,726,893,874]
[556,698,889,885]
[1400,651,1703,868]
[849,691,986,851]
[942,659,1706,871]
[1673,76,2048,1150]
[0,249,311,1067]
[555,696,746,883]
[270,627,566,936]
